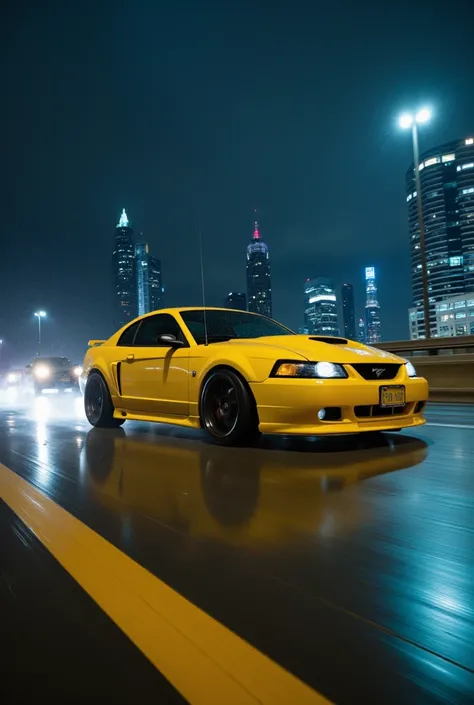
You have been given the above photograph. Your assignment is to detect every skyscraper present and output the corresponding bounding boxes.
[304,278,339,336]
[357,317,366,343]
[113,209,137,327]
[136,241,163,315]
[246,219,272,317]
[136,241,150,316]
[364,267,381,344]
[341,283,356,339]
[149,256,163,312]
[405,134,474,336]
[225,292,247,310]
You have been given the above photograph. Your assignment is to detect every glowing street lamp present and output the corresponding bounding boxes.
[399,107,432,338]
[34,310,47,348]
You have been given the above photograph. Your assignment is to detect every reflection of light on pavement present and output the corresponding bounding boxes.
[27,395,85,423]
[35,418,50,486]
[33,397,51,422]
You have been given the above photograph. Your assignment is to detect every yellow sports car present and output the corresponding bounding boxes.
[81,307,428,445]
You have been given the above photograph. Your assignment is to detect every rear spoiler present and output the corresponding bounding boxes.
[88,339,106,347]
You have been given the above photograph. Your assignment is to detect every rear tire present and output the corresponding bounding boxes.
[84,372,125,428]
[200,368,260,447]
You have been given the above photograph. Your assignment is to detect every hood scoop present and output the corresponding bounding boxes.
[308,336,348,345]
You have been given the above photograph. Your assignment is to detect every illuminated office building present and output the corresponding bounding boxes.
[364,267,381,344]
[113,209,137,327]
[405,134,474,336]
[357,317,366,343]
[148,256,163,312]
[341,283,356,339]
[136,241,150,316]
[246,219,272,317]
[304,278,339,336]
[409,293,474,338]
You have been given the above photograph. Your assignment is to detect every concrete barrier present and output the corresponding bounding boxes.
[377,336,474,403]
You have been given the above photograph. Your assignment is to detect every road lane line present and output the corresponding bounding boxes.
[0,462,330,705]
[425,422,474,429]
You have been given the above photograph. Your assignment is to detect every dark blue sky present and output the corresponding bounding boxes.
[1,0,473,362]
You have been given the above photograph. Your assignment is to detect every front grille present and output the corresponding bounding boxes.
[355,404,409,418]
[351,363,400,380]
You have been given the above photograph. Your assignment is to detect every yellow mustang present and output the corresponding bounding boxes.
[81,307,428,445]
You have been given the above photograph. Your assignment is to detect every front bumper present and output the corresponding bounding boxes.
[250,376,428,435]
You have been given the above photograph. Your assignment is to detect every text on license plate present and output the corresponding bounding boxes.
[60,377,70,382]
[380,385,405,407]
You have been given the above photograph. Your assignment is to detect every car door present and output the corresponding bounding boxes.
[118,313,190,417]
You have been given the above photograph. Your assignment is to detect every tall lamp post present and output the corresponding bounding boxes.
[399,108,432,338]
[34,311,47,351]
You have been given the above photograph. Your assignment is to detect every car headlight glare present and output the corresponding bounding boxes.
[272,361,347,378]
[73,365,83,377]
[7,373,18,383]
[405,361,417,378]
[34,365,51,380]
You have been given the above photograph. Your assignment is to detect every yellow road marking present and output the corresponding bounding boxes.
[0,463,331,705]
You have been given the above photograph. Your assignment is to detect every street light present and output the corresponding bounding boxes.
[399,107,433,338]
[34,311,47,348]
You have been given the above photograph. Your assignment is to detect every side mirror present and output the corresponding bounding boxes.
[158,333,185,348]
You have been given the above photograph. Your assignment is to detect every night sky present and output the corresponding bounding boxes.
[1,0,473,364]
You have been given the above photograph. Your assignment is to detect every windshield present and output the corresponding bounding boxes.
[180,310,295,345]
[32,357,71,369]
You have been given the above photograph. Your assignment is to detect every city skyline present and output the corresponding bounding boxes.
[113,209,163,328]
[2,2,473,363]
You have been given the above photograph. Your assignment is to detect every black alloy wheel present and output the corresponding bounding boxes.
[200,369,259,446]
[84,372,124,428]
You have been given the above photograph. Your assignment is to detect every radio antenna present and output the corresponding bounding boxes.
[198,223,209,346]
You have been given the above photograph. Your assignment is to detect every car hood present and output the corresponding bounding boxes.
[220,335,403,363]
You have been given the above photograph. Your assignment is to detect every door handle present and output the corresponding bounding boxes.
[126,354,135,361]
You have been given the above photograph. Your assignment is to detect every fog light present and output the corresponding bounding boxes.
[317,408,326,420]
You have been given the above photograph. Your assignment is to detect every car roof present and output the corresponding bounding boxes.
[136,307,260,319]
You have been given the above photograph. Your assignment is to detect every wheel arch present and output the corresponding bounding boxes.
[198,364,259,426]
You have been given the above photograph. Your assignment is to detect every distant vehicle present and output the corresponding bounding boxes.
[25,356,82,395]
[80,307,428,446]
[0,368,26,390]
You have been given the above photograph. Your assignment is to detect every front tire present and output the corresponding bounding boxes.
[200,369,260,446]
[84,372,125,428]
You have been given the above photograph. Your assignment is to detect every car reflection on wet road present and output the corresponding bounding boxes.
[1,397,473,704]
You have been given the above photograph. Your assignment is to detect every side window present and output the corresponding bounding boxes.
[117,321,140,346]
[134,314,184,346]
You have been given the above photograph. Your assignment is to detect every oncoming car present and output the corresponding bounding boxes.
[81,308,428,446]
[26,357,82,395]
[1,368,26,390]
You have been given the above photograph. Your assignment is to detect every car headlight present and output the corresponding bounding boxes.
[73,365,83,377]
[34,364,51,380]
[405,361,417,378]
[7,373,18,383]
[272,361,347,378]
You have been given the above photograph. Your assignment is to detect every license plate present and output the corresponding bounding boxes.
[60,377,70,382]
[380,385,405,407]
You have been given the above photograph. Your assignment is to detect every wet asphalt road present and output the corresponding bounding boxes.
[1,396,474,704]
